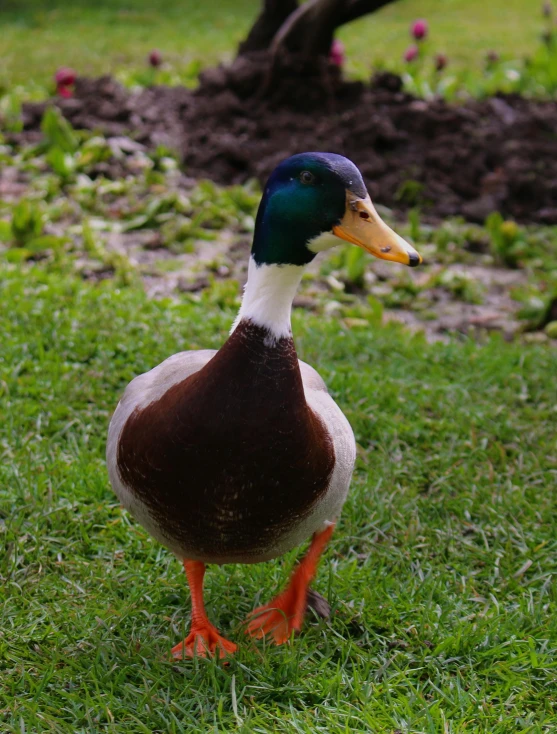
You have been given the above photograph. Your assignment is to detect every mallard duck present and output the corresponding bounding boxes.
[107,152,422,659]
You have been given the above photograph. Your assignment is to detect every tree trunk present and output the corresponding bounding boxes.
[239,0,399,59]
[238,0,299,55]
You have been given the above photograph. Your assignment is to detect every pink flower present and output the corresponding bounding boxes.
[329,39,345,67]
[148,49,162,67]
[434,53,448,71]
[404,45,419,63]
[54,67,76,87]
[411,19,428,41]
[56,84,73,99]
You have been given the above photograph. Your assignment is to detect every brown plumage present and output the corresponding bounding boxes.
[117,319,335,564]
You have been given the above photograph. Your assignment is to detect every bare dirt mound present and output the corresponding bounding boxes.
[19,52,557,223]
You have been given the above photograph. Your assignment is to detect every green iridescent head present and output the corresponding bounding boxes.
[251,152,422,269]
[252,153,364,266]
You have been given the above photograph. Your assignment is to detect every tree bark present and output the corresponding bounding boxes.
[239,0,399,59]
[273,0,399,57]
[340,0,397,26]
[238,0,299,55]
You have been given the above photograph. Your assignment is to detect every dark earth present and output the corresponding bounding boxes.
[18,52,557,225]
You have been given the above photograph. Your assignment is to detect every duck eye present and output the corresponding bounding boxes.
[299,171,315,185]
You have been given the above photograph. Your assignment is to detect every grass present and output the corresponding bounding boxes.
[1,3,557,729]
[1,260,556,732]
[0,0,547,91]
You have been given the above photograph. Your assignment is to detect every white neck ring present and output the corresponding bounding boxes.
[231,256,304,343]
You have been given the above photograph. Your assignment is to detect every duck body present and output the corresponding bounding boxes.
[107,318,355,565]
[107,152,421,658]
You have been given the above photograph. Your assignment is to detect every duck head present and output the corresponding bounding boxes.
[251,152,422,268]
[235,153,422,342]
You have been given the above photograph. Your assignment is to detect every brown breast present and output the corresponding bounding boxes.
[117,319,335,561]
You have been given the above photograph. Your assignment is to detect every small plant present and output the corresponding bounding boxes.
[485,213,528,267]
[403,20,428,67]
[41,106,78,153]
[2,198,67,263]
[344,246,367,289]
[395,179,424,207]
[408,208,422,243]
[54,67,76,98]
[401,17,452,96]
[324,243,369,291]
[404,45,419,63]
[0,91,23,133]
[383,273,422,309]
[396,3,557,99]
[434,53,448,71]
[148,50,163,68]
[46,147,77,181]
[329,39,345,67]
[41,113,105,182]
[411,19,428,41]
[522,2,557,94]
[10,199,44,245]
[545,320,557,338]
[432,268,484,304]
[515,281,557,330]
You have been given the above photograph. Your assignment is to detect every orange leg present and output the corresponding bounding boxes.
[246,524,335,645]
[171,561,237,660]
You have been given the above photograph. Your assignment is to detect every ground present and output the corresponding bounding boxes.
[1,1,557,732]
[1,130,556,342]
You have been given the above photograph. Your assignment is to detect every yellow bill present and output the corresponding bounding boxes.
[333,192,422,267]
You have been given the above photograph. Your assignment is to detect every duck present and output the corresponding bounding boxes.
[106,152,422,659]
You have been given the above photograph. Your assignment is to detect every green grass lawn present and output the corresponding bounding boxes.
[0,0,546,90]
[1,262,556,732]
[1,2,557,730]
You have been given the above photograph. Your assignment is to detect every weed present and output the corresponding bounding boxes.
[431,267,485,304]
[486,212,529,267]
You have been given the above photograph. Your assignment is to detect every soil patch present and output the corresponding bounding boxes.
[17,53,557,224]
[0,144,543,343]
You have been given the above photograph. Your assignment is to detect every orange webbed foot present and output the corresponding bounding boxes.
[171,623,237,660]
[246,587,305,645]
[173,560,237,660]
[246,605,299,644]
[246,525,335,646]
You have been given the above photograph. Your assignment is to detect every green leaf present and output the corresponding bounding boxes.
[3,247,31,263]
[41,106,78,153]
[26,235,65,253]
[11,199,43,244]
[366,294,384,325]
[345,246,366,288]
[46,147,76,179]
[0,220,12,242]
[120,215,150,232]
